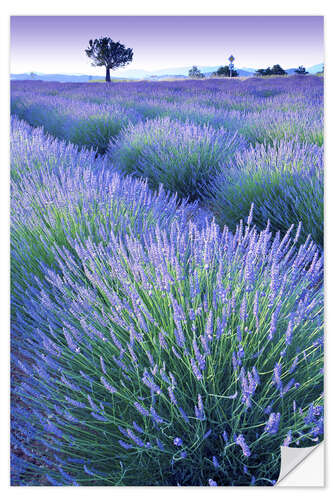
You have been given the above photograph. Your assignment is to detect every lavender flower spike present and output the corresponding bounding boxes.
[235,434,251,457]
[100,376,117,394]
[264,412,281,434]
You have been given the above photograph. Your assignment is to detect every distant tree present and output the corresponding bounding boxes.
[30,72,37,80]
[213,65,238,77]
[271,64,287,75]
[294,66,309,75]
[255,65,286,76]
[255,68,270,76]
[85,37,133,82]
[188,66,205,78]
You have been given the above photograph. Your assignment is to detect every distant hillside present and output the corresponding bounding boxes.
[11,63,323,82]
[11,73,106,82]
[306,63,324,74]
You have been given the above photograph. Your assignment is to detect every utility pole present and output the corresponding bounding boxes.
[228,55,235,77]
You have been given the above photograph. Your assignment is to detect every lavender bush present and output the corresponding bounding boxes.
[108,117,248,200]
[11,75,324,486]
[240,107,323,146]
[11,75,323,151]
[11,117,203,291]
[206,140,323,248]
[11,96,142,153]
[12,205,324,486]
[11,119,323,486]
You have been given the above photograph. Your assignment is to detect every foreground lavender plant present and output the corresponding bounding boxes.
[11,124,323,484]
[10,76,324,486]
[108,116,248,200]
[206,139,323,248]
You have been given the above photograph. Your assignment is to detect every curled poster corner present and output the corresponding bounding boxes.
[276,442,324,487]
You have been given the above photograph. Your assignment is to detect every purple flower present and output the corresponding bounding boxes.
[193,337,206,371]
[90,412,108,422]
[283,430,293,446]
[289,356,298,374]
[100,376,117,394]
[134,402,149,417]
[99,356,106,374]
[240,296,247,322]
[222,430,229,443]
[127,429,145,447]
[133,421,144,434]
[64,396,86,408]
[203,429,212,440]
[285,319,294,346]
[150,407,164,424]
[84,464,94,476]
[178,406,189,423]
[168,386,178,406]
[190,358,203,381]
[235,434,251,457]
[273,362,282,389]
[142,369,162,395]
[118,440,132,450]
[240,367,259,408]
[173,437,183,447]
[264,412,281,434]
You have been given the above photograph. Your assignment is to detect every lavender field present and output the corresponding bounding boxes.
[11,76,324,486]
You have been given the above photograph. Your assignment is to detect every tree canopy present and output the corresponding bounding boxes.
[255,65,287,76]
[188,66,205,79]
[294,65,309,75]
[85,37,133,82]
[212,66,238,77]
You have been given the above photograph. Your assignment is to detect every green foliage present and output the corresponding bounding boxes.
[108,117,247,200]
[294,66,309,75]
[205,140,323,248]
[256,65,287,76]
[188,66,205,79]
[212,66,238,77]
[85,37,133,82]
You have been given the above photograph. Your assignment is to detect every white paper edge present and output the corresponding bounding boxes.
[276,441,324,486]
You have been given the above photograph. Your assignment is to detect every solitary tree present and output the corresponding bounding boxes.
[294,65,308,75]
[188,66,205,79]
[85,37,133,82]
[213,65,238,77]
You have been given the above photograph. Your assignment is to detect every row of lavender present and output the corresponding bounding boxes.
[11,77,323,248]
[11,77,323,152]
[11,113,323,486]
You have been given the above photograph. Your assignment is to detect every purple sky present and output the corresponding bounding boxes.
[11,16,323,75]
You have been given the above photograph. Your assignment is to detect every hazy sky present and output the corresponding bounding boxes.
[10,16,324,75]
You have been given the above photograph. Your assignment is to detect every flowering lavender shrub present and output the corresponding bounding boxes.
[12,120,323,485]
[11,95,142,153]
[11,75,323,151]
[12,214,324,485]
[108,117,248,200]
[11,75,324,486]
[240,107,323,146]
[206,140,324,248]
[11,117,203,291]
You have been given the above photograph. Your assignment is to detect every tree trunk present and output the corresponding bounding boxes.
[106,67,111,83]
